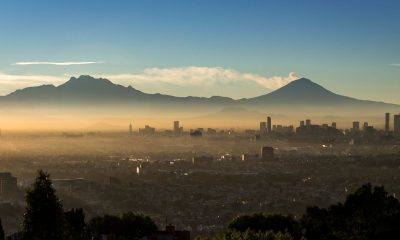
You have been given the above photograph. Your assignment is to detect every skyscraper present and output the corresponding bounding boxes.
[332,122,337,129]
[174,121,180,133]
[385,113,390,132]
[260,122,267,136]
[352,121,360,132]
[306,119,311,126]
[394,114,400,134]
[267,116,272,133]
[300,121,305,127]
[129,123,133,135]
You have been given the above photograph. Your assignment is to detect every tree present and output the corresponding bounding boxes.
[88,212,157,240]
[87,212,157,239]
[0,218,4,240]
[302,183,400,240]
[87,214,122,239]
[228,213,301,239]
[195,230,294,240]
[300,206,330,240]
[120,212,157,239]
[64,208,86,240]
[21,170,66,240]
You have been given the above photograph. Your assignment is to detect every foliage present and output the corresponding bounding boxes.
[302,183,400,240]
[0,218,4,240]
[87,212,157,239]
[15,169,400,240]
[195,230,294,240]
[224,230,294,240]
[64,208,86,240]
[228,213,301,239]
[219,183,400,240]
[21,170,66,240]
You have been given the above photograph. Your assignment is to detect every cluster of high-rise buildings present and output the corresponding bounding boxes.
[259,116,272,135]
[139,125,156,134]
[174,121,183,134]
[351,113,400,135]
[128,112,400,137]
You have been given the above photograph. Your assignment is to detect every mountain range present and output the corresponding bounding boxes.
[0,75,398,114]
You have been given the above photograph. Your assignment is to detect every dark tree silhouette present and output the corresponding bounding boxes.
[0,218,4,240]
[64,208,86,240]
[21,170,65,240]
[198,183,400,240]
[87,212,157,239]
[302,183,400,240]
[88,214,122,238]
[228,213,301,239]
[120,212,157,238]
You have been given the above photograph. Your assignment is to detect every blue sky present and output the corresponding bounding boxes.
[0,0,399,102]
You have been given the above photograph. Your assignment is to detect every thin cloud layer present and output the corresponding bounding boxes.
[0,67,297,97]
[104,67,297,90]
[390,63,400,67]
[14,61,102,66]
[0,72,66,95]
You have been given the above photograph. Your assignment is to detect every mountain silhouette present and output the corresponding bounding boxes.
[5,75,146,102]
[1,76,398,112]
[1,75,236,109]
[235,77,400,115]
[241,78,362,105]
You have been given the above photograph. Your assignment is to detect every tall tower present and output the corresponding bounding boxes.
[352,121,360,132]
[306,119,311,126]
[129,123,133,135]
[394,114,400,134]
[267,116,272,133]
[174,121,180,133]
[260,122,267,136]
[385,113,390,133]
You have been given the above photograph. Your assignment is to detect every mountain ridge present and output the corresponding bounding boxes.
[1,75,399,110]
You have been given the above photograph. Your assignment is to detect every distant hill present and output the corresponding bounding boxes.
[0,75,398,114]
[4,75,167,103]
[1,75,235,106]
[241,78,395,107]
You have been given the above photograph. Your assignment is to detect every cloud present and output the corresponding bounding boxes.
[14,61,102,66]
[390,63,400,67]
[0,72,66,95]
[103,67,297,90]
[0,67,297,98]
[0,72,66,85]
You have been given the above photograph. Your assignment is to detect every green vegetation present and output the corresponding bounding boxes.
[301,183,400,240]
[228,213,301,239]
[21,170,65,240]
[87,212,157,239]
[195,230,295,240]
[197,183,400,240]
[64,208,86,240]
[18,170,158,240]
[0,218,4,240]
[3,170,400,239]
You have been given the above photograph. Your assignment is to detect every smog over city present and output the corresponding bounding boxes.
[0,1,400,240]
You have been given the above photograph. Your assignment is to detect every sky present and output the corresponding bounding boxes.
[0,0,399,102]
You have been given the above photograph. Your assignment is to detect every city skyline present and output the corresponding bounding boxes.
[2,2,400,239]
[0,1,399,102]
[133,112,400,133]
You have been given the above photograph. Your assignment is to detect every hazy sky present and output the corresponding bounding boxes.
[0,0,399,102]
